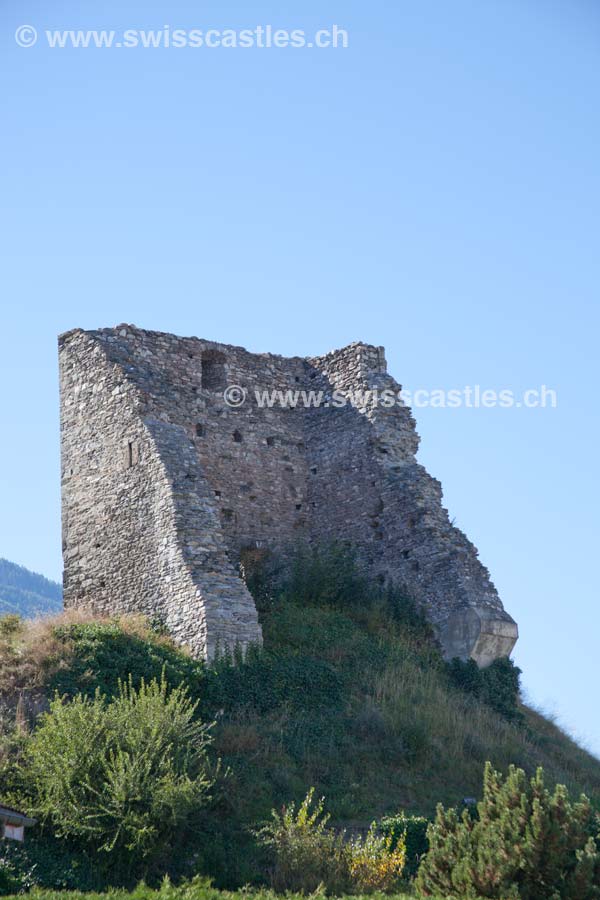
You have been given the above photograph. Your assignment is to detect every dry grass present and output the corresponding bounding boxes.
[0,610,176,706]
[371,652,600,807]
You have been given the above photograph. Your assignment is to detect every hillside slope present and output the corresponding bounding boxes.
[0,559,62,618]
[0,548,598,890]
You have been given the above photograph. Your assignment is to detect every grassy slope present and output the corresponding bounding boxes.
[229,589,600,821]
[0,554,599,888]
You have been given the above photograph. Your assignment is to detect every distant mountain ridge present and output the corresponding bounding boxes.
[0,558,62,618]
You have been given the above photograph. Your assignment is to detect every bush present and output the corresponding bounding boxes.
[0,834,101,893]
[48,620,205,701]
[254,788,348,893]
[254,788,405,894]
[0,857,23,896]
[201,647,342,718]
[416,761,600,899]
[379,811,429,879]
[26,676,215,881]
[447,657,522,722]
[347,827,406,893]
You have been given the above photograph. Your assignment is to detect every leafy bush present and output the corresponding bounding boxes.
[447,656,522,721]
[416,761,600,899]
[201,647,342,718]
[26,676,215,881]
[254,788,349,893]
[48,620,205,701]
[254,788,405,894]
[347,827,406,893]
[0,834,101,893]
[379,811,429,879]
[0,857,24,897]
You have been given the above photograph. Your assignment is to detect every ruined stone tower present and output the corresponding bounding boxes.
[59,325,518,665]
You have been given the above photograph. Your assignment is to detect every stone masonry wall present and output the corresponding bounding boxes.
[59,325,518,664]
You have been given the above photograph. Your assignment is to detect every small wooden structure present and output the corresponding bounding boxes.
[0,805,36,842]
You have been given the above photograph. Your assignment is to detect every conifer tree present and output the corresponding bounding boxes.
[416,762,600,899]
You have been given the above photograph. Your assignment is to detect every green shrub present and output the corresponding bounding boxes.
[0,834,101,893]
[48,621,205,701]
[379,811,429,879]
[201,647,342,718]
[26,676,215,881]
[0,858,22,897]
[480,657,523,722]
[254,788,405,894]
[416,761,600,898]
[447,656,522,722]
[254,788,349,893]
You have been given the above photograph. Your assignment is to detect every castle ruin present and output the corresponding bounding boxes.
[59,325,518,665]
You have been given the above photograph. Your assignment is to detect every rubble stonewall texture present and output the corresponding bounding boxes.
[59,325,518,665]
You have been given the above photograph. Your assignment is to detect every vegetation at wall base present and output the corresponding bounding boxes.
[1,546,600,895]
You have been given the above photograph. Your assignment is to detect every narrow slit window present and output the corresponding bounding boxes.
[201,350,227,390]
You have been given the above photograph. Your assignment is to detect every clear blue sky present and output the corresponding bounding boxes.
[1,1,599,754]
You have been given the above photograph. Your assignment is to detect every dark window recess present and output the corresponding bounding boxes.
[201,350,227,390]
[296,503,302,510]
[402,549,411,559]
[233,430,243,443]
[214,490,221,498]
[266,436,275,446]
[127,442,134,468]
[196,423,204,437]
[222,508,234,521]
[295,376,300,382]
[310,466,318,475]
